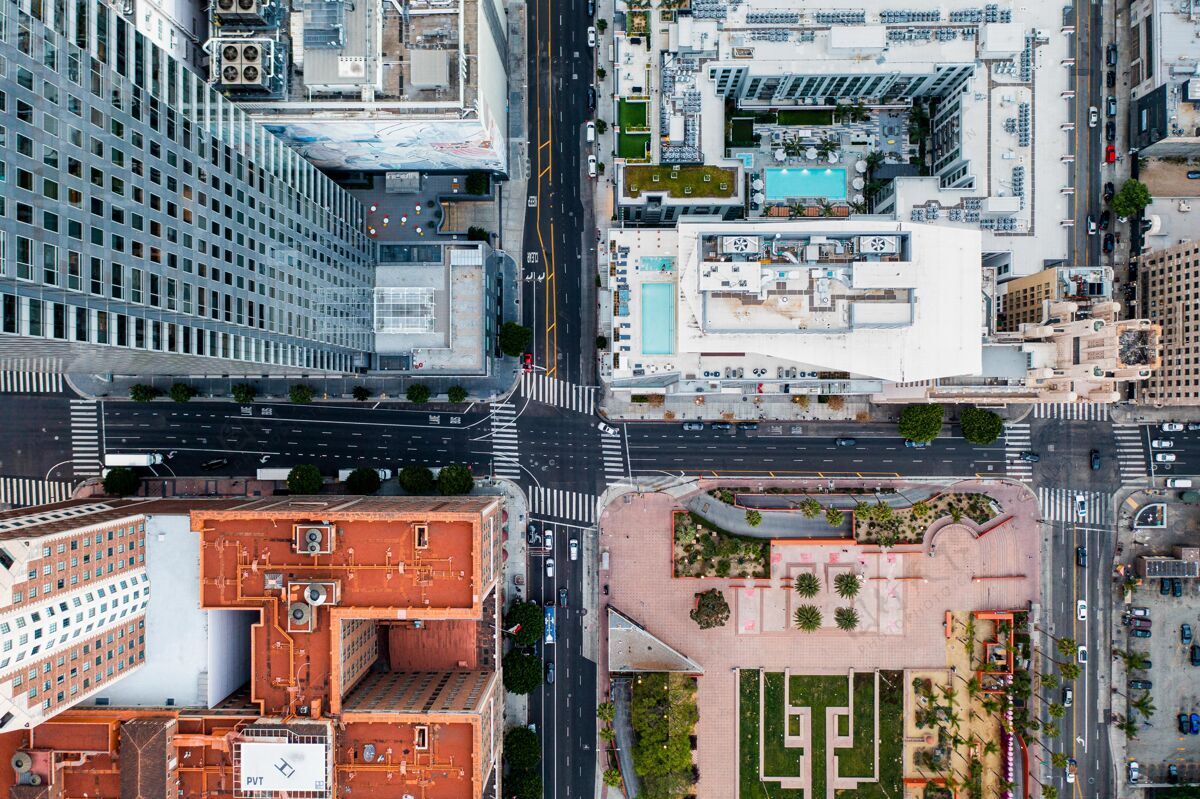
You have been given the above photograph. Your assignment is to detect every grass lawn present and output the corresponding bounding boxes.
[788,675,847,799]
[739,670,805,799]
[730,117,756,147]
[763,673,801,778]
[846,671,905,799]
[619,99,649,130]
[618,132,651,160]
[624,165,739,200]
[837,672,877,778]
[777,109,835,126]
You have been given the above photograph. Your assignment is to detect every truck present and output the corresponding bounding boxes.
[105,452,163,467]
[256,468,295,481]
[337,467,394,481]
[544,605,556,645]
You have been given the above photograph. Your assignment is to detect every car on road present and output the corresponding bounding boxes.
[1103,233,1114,253]
[1163,422,1185,431]
[738,422,759,430]
[1066,758,1077,784]
[1104,181,1116,201]
[1184,623,1193,644]
[1107,96,1118,117]
[544,605,556,644]
[569,538,578,560]
[904,439,929,448]
[1189,170,1200,180]
[1090,449,1101,470]
[546,661,555,684]
[1076,546,1087,568]
[1107,43,1118,65]
[1132,628,1152,638]
[711,422,733,431]
[682,422,704,431]
[1180,714,1191,734]
[544,530,553,551]
[586,121,595,142]
[835,437,857,447]
[587,25,596,47]
[545,557,554,578]
[587,87,596,110]
[1152,439,1175,448]
[1077,600,1087,620]
[597,421,619,436]
[1192,644,1200,666]
[1075,494,1087,517]
[1156,452,1178,462]
[1076,645,1088,663]
[1019,451,1040,462]
[1063,687,1073,707]
[1107,70,1116,87]
[1086,214,1097,235]
[1128,761,1140,784]
[522,352,534,371]
[587,154,598,178]
[1106,144,1117,164]
[201,458,230,471]
[558,587,569,607]
[1100,210,1111,230]
[1188,423,1200,431]
[1175,578,1185,597]
[1105,120,1116,143]
[1088,106,1099,127]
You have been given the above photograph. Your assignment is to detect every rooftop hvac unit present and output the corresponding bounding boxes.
[721,235,760,254]
[213,0,271,25]
[295,523,334,554]
[304,583,329,606]
[288,602,313,630]
[858,235,899,254]
[11,753,32,773]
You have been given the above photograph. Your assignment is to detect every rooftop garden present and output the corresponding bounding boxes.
[853,492,1000,546]
[619,99,650,131]
[618,131,652,160]
[673,510,768,578]
[624,165,738,199]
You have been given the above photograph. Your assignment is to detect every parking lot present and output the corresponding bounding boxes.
[1121,497,1200,784]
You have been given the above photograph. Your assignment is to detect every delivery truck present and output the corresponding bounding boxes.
[256,468,295,480]
[105,452,163,466]
[337,467,394,481]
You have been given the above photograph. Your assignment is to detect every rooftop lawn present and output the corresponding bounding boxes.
[777,108,835,126]
[624,165,739,199]
[619,99,649,130]
[618,131,651,160]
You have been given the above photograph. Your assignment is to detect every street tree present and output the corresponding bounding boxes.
[406,384,431,404]
[501,651,543,694]
[959,406,1003,445]
[289,384,315,404]
[344,467,381,494]
[690,588,731,629]
[287,464,323,494]
[504,726,541,771]
[504,599,545,647]
[169,383,198,403]
[103,467,140,496]
[898,404,944,442]
[1111,179,1152,218]
[499,322,533,357]
[399,465,436,494]
[447,386,468,403]
[602,769,623,788]
[437,463,475,495]
[745,509,763,527]
[597,702,616,723]
[1055,638,1078,660]
[800,497,822,518]
[129,384,160,402]
[352,386,370,402]
[825,507,845,527]
[232,383,257,403]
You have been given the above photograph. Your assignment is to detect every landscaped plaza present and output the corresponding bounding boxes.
[600,480,1045,799]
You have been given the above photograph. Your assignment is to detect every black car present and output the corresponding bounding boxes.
[1181,713,1191,734]
[738,422,759,430]
[1103,233,1115,253]
[1090,449,1101,470]
[710,422,733,430]
[558,587,569,607]
[201,458,230,470]
[1100,210,1111,230]
[1175,578,1185,597]
[1076,546,1087,568]
[1105,120,1116,143]
[835,437,857,447]
[1019,451,1041,462]
[1104,181,1115,201]
[1107,42,1118,66]
[587,86,596,110]
[1192,644,1200,666]
[1107,70,1116,88]
[1162,578,1173,595]
[1129,679,1153,690]
[546,662,555,684]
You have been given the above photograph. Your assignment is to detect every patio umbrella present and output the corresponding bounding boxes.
[855,160,868,173]
[853,194,865,203]
[828,151,840,163]
[805,147,818,160]
[852,177,865,190]
[774,149,787,161]
[752,178,765,191]
[753,192,766,204]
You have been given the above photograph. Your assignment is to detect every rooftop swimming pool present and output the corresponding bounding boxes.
[639,256,676,273]
[641,283,676,355]
[764,167,847,201]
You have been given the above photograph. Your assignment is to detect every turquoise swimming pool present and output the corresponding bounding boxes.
[764,167,847,201]
[641,283,676,355]
[639,255,676,273]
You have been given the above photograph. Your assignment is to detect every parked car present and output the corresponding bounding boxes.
[1077,600,1087,621]
[1181,713,1191,735]
[587,25,597,47]
[201,458,230,471]
[1168,478,1195,488]
[1107,42,1118,66]
[1128,760,1140,784]
[1107,70,1116,87]
[1130,606,1150,617]
[1192,644,1200,666]
[1187,423,1200,431]
[586,121,595,142]
[1191,715,1200,735]
[904,439,929,448]
[569,538,578,561]
[1076,546,1087,568]
[1131,618,1152,630]
[1132,628,1152,638]
[1156,452,1178,462]
[1175,578,1185,597]
[1100,210,1111,230]
[835,437,857,447]
[711,422,733,431]
[1107,96,1118,117]
[1105,120,1116,143]
[1169,764,1180,784]
[682,422,704,431]
[738,422,759,430]
[1090,449,1101,470]
[1189,170,1200,180]
[587,87,596,109]
[1063,687,1074,707]
[1161,578,1172,595]
[587,154,598,178]
[1104,181,1116,201]
[546,661,555,684]
[1162,422,1185,431]
[1106,144,1117,164]
[1152,439,1175,448]
[1183,623,1193,644]
[1103,233,1115,253]
[1019,451,1041,462]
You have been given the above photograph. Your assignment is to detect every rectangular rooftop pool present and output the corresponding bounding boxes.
[641,283,676,355]
[764,167,847,201]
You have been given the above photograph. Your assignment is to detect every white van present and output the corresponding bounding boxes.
[338,467,394,481]
[105,452,164,467]
[1168,478,1194,488]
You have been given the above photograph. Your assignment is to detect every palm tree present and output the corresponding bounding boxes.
[818,200,835,217]
[1050,751,1069,769]
[799,497,822,519]
[1042,721,1061,740]
[794,604,822,631]
[1054,637,1078,660]
[825,506,845,526]
[1059,663,1081,681]
[1047,702,1065,720]
[1042,787,1059,799]
[865,149,886,173]
[1116,713,1140,738]
[597,702,615,722]
[834,572,861,599]
[794,572,820,598]
[835,606,860,631]
[964,676,981,699]
[1120,650,1150,671]
[599,726,617,742]
[1037,671,1059,691]
[1131,691,1156,719]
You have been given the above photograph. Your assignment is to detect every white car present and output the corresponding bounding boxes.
[586,121,596,142]
[569,538,579,561]
[1076,600,1087,621]
[1075,495,1087,517]
[1155,452,1177,463]
[1129,761,1140,784]
[1152,439,1175,448]
[1162,423,1184,432]
[597,421,619,436]
[544,530,554,551]
[588,154,598,178]
[1088,106,1099,127]
[1077,645,1088,664]
[546,557,555,578]
[587,25,597,47]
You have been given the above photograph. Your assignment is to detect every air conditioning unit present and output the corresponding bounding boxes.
[294,522,334,554]
[304,583,329,606]
[288,602,313,632]
[858,235,899,254]
[213,0,269,24]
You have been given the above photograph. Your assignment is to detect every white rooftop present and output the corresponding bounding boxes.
[238,741,329,794]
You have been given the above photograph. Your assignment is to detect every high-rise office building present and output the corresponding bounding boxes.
[0,500,151,732]
[0,0,378,374]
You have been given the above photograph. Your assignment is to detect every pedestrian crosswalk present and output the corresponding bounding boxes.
[601,432,626,484]
[1032,402,1110,421]
[528,487,598,524]
[1003,422,1033,482]
[521,372,596,414]
[70,400,103,477]
[0,371,63,393]
[1038,487,1111,525]
[0,478,74,508]
[490,402,521,479]
[1113,423,1149,484]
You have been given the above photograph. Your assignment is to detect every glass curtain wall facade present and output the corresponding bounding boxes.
[0,0,377,374]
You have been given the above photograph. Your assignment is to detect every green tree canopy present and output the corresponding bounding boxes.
[834,572,861,599]
[793,572,821,598]
[399,464,436,494]
[504,726,541,772]
[286,464,323,494]
[231,383,257,403]
[602,768,623,788]
[794,604,822,631]
[437,463,475,495]
[1111,179,1152,218]
[466,226,490,242]
[406,384,431,404]
[835,606,860,631]
[169,383,198,403]
[745,509,762,527]
[504,599,545,647]
[344,467,381,494]
[447,385,468,403]
[597,701,616,722]
[499,322,534,357]
[508,769,543,799]
[800,497,822,518]
[464,172,490,195]
[129,384,160,402]
[352,386,371,402]
[289,384,315,404]
[629,674,697,796]
[501,651,543,694]
[103,467,140,496]
[898,404,944,442]
[690,588,730,629]
[959,406,1004,445]
[825,507,845,527]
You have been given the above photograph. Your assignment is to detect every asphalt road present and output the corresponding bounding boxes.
[1070,0,1103,266]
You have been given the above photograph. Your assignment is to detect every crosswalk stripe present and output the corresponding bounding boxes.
[528,487,599,524]
[521,372,597,414]
[1032,402,1110,421]
[1112,423,1148,484]
[0,365,64,394]
[1002,423,1033,483]
[1037,487,1112,525]
[69,400,103,477]
[490,402,522,478]
[0,478,75,508]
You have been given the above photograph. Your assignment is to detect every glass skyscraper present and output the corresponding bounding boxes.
[0,0,377,373]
